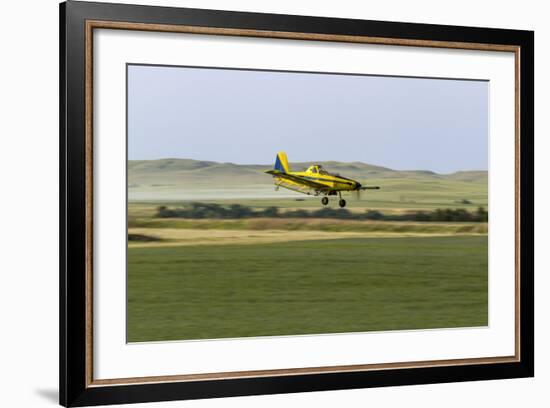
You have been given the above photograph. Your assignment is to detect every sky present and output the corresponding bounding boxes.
[127,64,488,174]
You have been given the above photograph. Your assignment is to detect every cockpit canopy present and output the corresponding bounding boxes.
[306,165,330,175]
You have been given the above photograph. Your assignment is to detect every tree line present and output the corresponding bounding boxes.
[156,202,488,222]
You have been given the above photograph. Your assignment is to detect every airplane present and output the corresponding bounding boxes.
[265,151,380,208]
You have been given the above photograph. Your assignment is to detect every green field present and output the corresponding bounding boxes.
[127,158,488,342]
[127,236,488,342]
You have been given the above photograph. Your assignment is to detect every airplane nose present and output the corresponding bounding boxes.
[355,182,362,190]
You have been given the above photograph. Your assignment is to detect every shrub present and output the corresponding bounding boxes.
[154,203,488,222]
[128,233,161,242]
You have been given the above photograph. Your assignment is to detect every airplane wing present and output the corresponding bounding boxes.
[266,170,329,190]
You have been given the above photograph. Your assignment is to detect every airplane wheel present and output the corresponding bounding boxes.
[339,199,346,208]
[321,197,329,205]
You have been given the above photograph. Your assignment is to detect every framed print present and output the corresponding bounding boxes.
[59,1,534,406]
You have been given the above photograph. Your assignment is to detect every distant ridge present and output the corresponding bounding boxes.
[129,158,486,180]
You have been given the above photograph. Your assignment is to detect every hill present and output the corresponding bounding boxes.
[128,158,487,207]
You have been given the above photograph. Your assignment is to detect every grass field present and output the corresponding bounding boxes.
[127,159,488,343]
[127,236,488,342]
[129,217,487,233]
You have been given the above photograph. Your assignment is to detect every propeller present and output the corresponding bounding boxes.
[353,182,363,201]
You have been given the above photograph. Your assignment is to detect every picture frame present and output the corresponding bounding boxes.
[60,1,534,406]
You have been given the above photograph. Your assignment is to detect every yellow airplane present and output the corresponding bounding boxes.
[265,151,380,208]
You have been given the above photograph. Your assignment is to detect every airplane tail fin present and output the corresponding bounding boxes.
[274,151,290,173]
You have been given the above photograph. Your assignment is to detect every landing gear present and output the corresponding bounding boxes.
[321,197,329,206]
[337,191,346,208]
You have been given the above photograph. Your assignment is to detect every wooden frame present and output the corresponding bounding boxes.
[60,1,534,406]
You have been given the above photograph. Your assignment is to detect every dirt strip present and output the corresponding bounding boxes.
[128,228,487,247]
